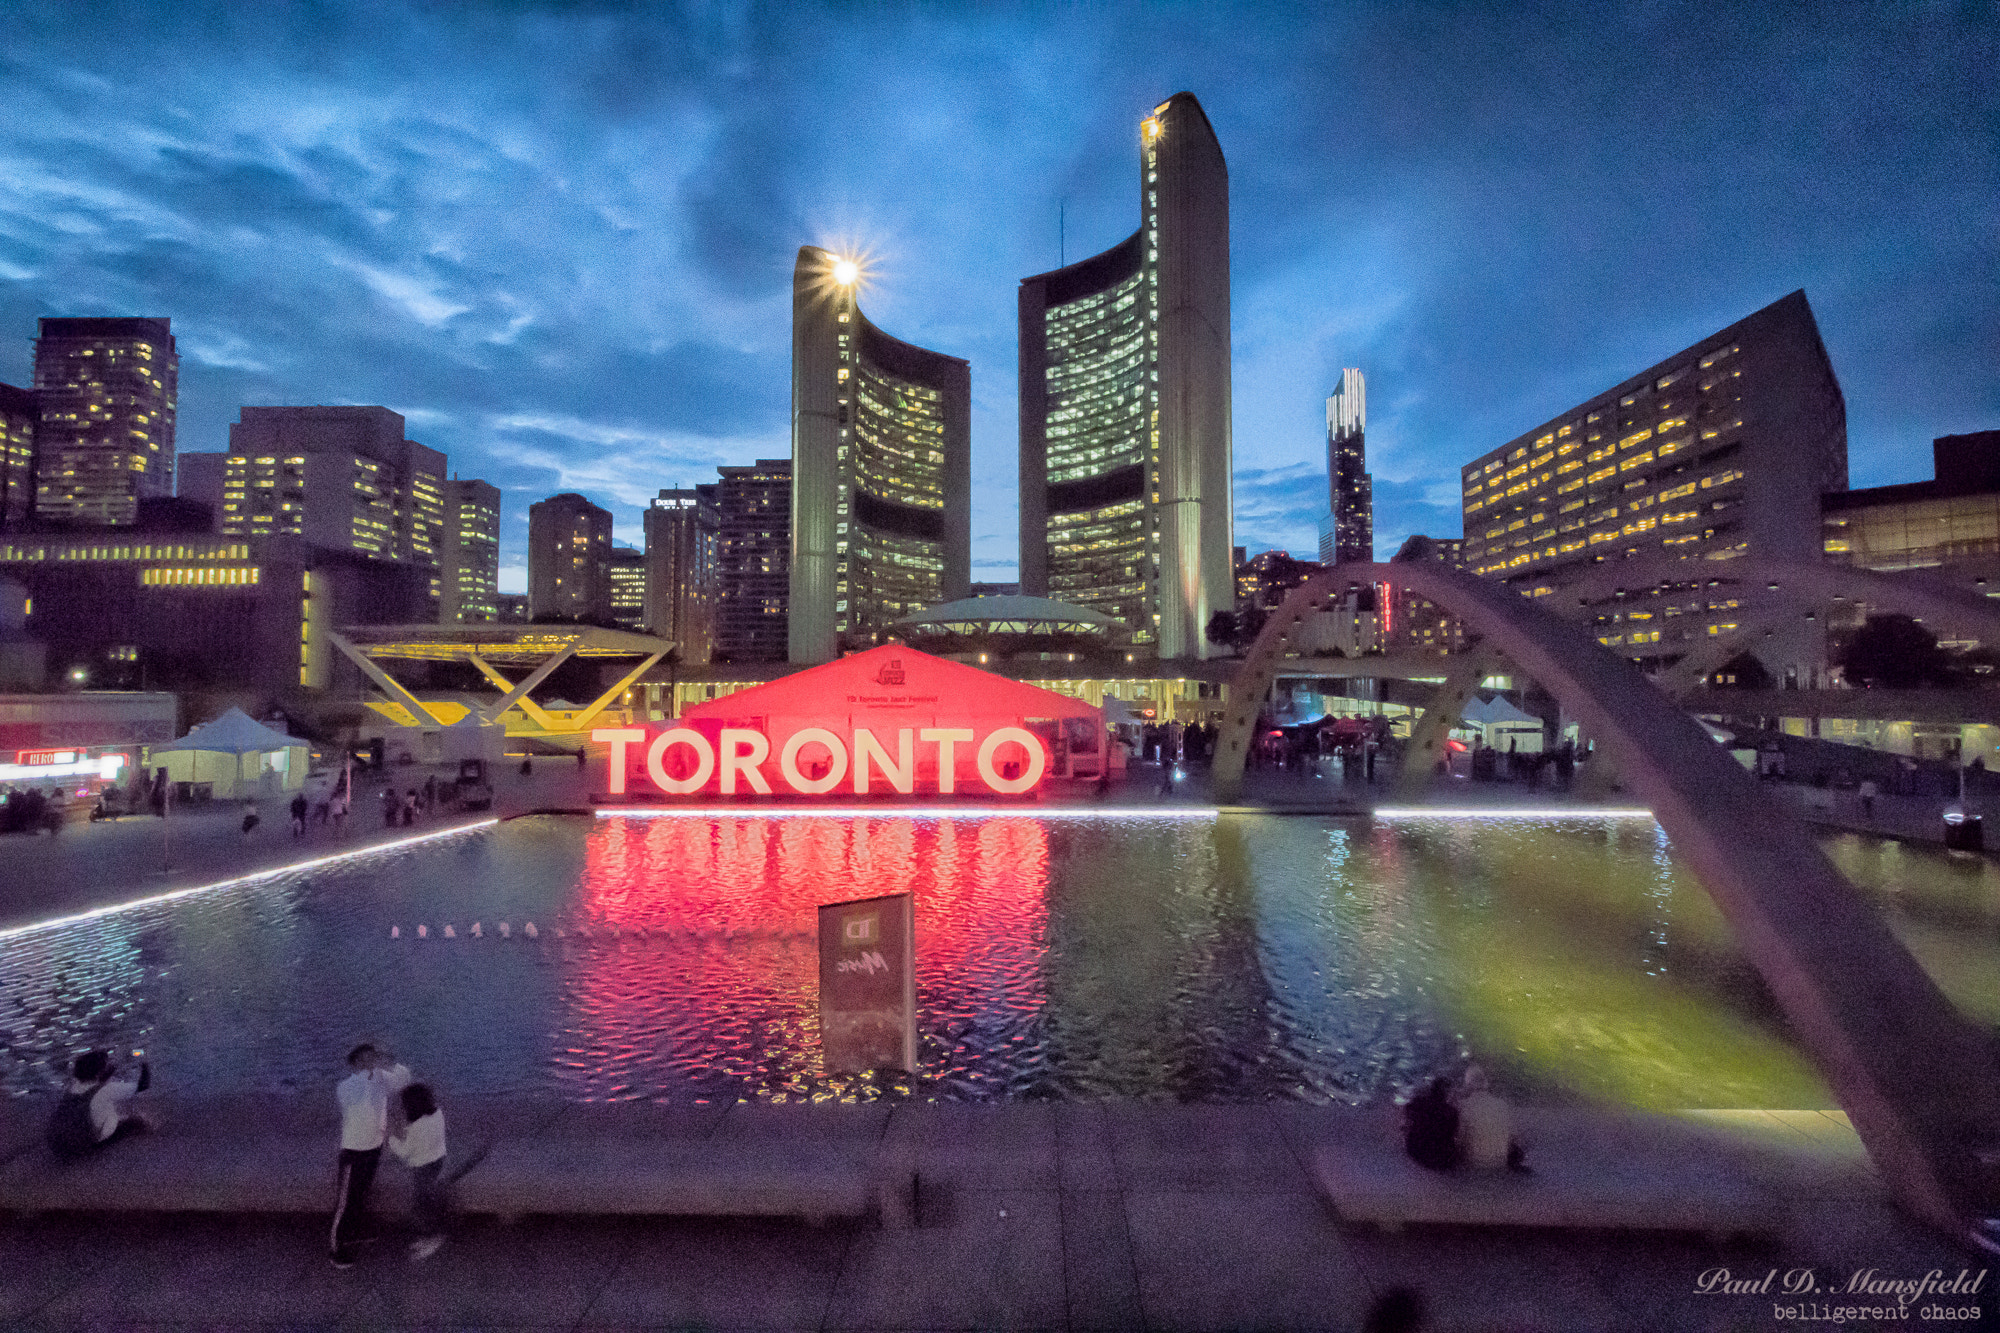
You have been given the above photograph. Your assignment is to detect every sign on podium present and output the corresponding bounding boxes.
[817,891,917,1075]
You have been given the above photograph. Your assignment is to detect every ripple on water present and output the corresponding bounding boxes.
[2,811,1983,1106]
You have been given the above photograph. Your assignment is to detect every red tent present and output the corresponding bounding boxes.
[608,645,1103,798]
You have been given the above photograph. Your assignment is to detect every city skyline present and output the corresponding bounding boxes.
[0,3,1992,592]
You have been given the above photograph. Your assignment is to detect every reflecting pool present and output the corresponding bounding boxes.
[2,812,1994,1107]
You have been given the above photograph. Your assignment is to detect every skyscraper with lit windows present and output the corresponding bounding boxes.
[0,382,34,531]
[528,492,613,624]
[1018,92,1232,660]
[1317,369,1372,564]
[1459,289,1845,671]
[441,477,501,624]
[789,246,971,665]
[32,317,177,526]
[183,406,449,608]
[644,485,718,663]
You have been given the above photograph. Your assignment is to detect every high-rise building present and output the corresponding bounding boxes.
[1385,535,1466,656]
[644,485,718,663]
[1318,369,1372,564]
[183,406,449,608]
[1460,290,1846,670]
[714,459,790,663]
[789,246,971,665]
[0,382,34,530]
[32,317,178,526]
[608,547,646,630]
[440,478,501,624]
[528,492,613,623]
[1018,92,1233,661]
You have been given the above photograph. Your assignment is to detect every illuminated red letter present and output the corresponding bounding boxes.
[852,727,915,795]
[920,728,973,794]
[779,727,848,795]
[591,728,645,795]
[976,727,1046,795]
[719,729,772,795]
[647,729,715,795]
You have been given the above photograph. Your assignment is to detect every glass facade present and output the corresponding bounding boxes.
[1824,494,2000,570]
[1043,270,1153,634]
[845,358,948,633]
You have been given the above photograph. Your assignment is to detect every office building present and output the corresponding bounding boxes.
[495,592,529,624]
[1385,535,1466,656]
[715,459,790,663]
[644,486,718,663]
[1460,290,1846,669]
[528,492,613,623]
[0,382,34,530]
[789,246,971,665]
[608,547,647,630]
[0,529,428,696]
[441,478,501,623]
[1318,369,1372,564]
[32,317,178,526]
[183,406,448,605]
[1019,92,1233,661]
[1823,430,2000,572]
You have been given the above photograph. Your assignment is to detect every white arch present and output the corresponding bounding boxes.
[1214,556,2000,1233]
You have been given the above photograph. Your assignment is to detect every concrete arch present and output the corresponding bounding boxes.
[1213,557,2000,1233]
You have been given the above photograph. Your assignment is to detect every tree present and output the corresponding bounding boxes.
[1205,610,1238,649]
[1838,614,1952,688]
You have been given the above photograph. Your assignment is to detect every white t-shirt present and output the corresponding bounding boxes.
[335,1063,411,1151]
[389,1109,446,1169]
[67,1076,142,1142]
[1459,1089,1512,1170]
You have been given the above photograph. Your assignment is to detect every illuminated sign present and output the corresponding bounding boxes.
[16,749,79,766]
[592,723,1048,798]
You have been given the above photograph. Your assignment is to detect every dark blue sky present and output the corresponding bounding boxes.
[2,2,1993,590]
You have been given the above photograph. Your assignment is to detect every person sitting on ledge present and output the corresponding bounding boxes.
[1457,1064,1530,1173]
[1402,1077,1461,1171]
[47,1049,153,1160]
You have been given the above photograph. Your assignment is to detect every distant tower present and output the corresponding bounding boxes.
[528,492,613,623]
[1019,92,1232,660]
[1318,369,1372,564]
[440,478,501,624]
[32,317,178,525]
[789,246,971,665]
[0,382,34,530]
[644,485,719,664]
[714,459,791,663]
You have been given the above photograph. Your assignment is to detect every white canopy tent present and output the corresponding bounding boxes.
[1458,693,1548,753]
[149,708,310,799]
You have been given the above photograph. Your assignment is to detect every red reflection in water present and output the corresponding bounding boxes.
[561,815,1051,1094]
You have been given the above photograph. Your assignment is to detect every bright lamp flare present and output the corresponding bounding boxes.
[832,258,860,286]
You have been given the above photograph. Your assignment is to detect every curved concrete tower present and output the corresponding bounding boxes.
[790,246,971,666]
[1019,92,1232,660]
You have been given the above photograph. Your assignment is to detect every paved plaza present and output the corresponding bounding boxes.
[0,1097,1990,1332]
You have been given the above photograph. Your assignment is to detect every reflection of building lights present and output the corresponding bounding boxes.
[0,819,498,943]
[597,807,1217,821]
[1372,808,1654,820]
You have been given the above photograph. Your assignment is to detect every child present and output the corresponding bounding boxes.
[388,1083,447,1261]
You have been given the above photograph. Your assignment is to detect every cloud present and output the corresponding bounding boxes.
[0,0,1987,586]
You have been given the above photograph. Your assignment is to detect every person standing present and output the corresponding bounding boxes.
[331,1043,411,1269]
[388,1083,448,1261]
[290,792,309,838]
